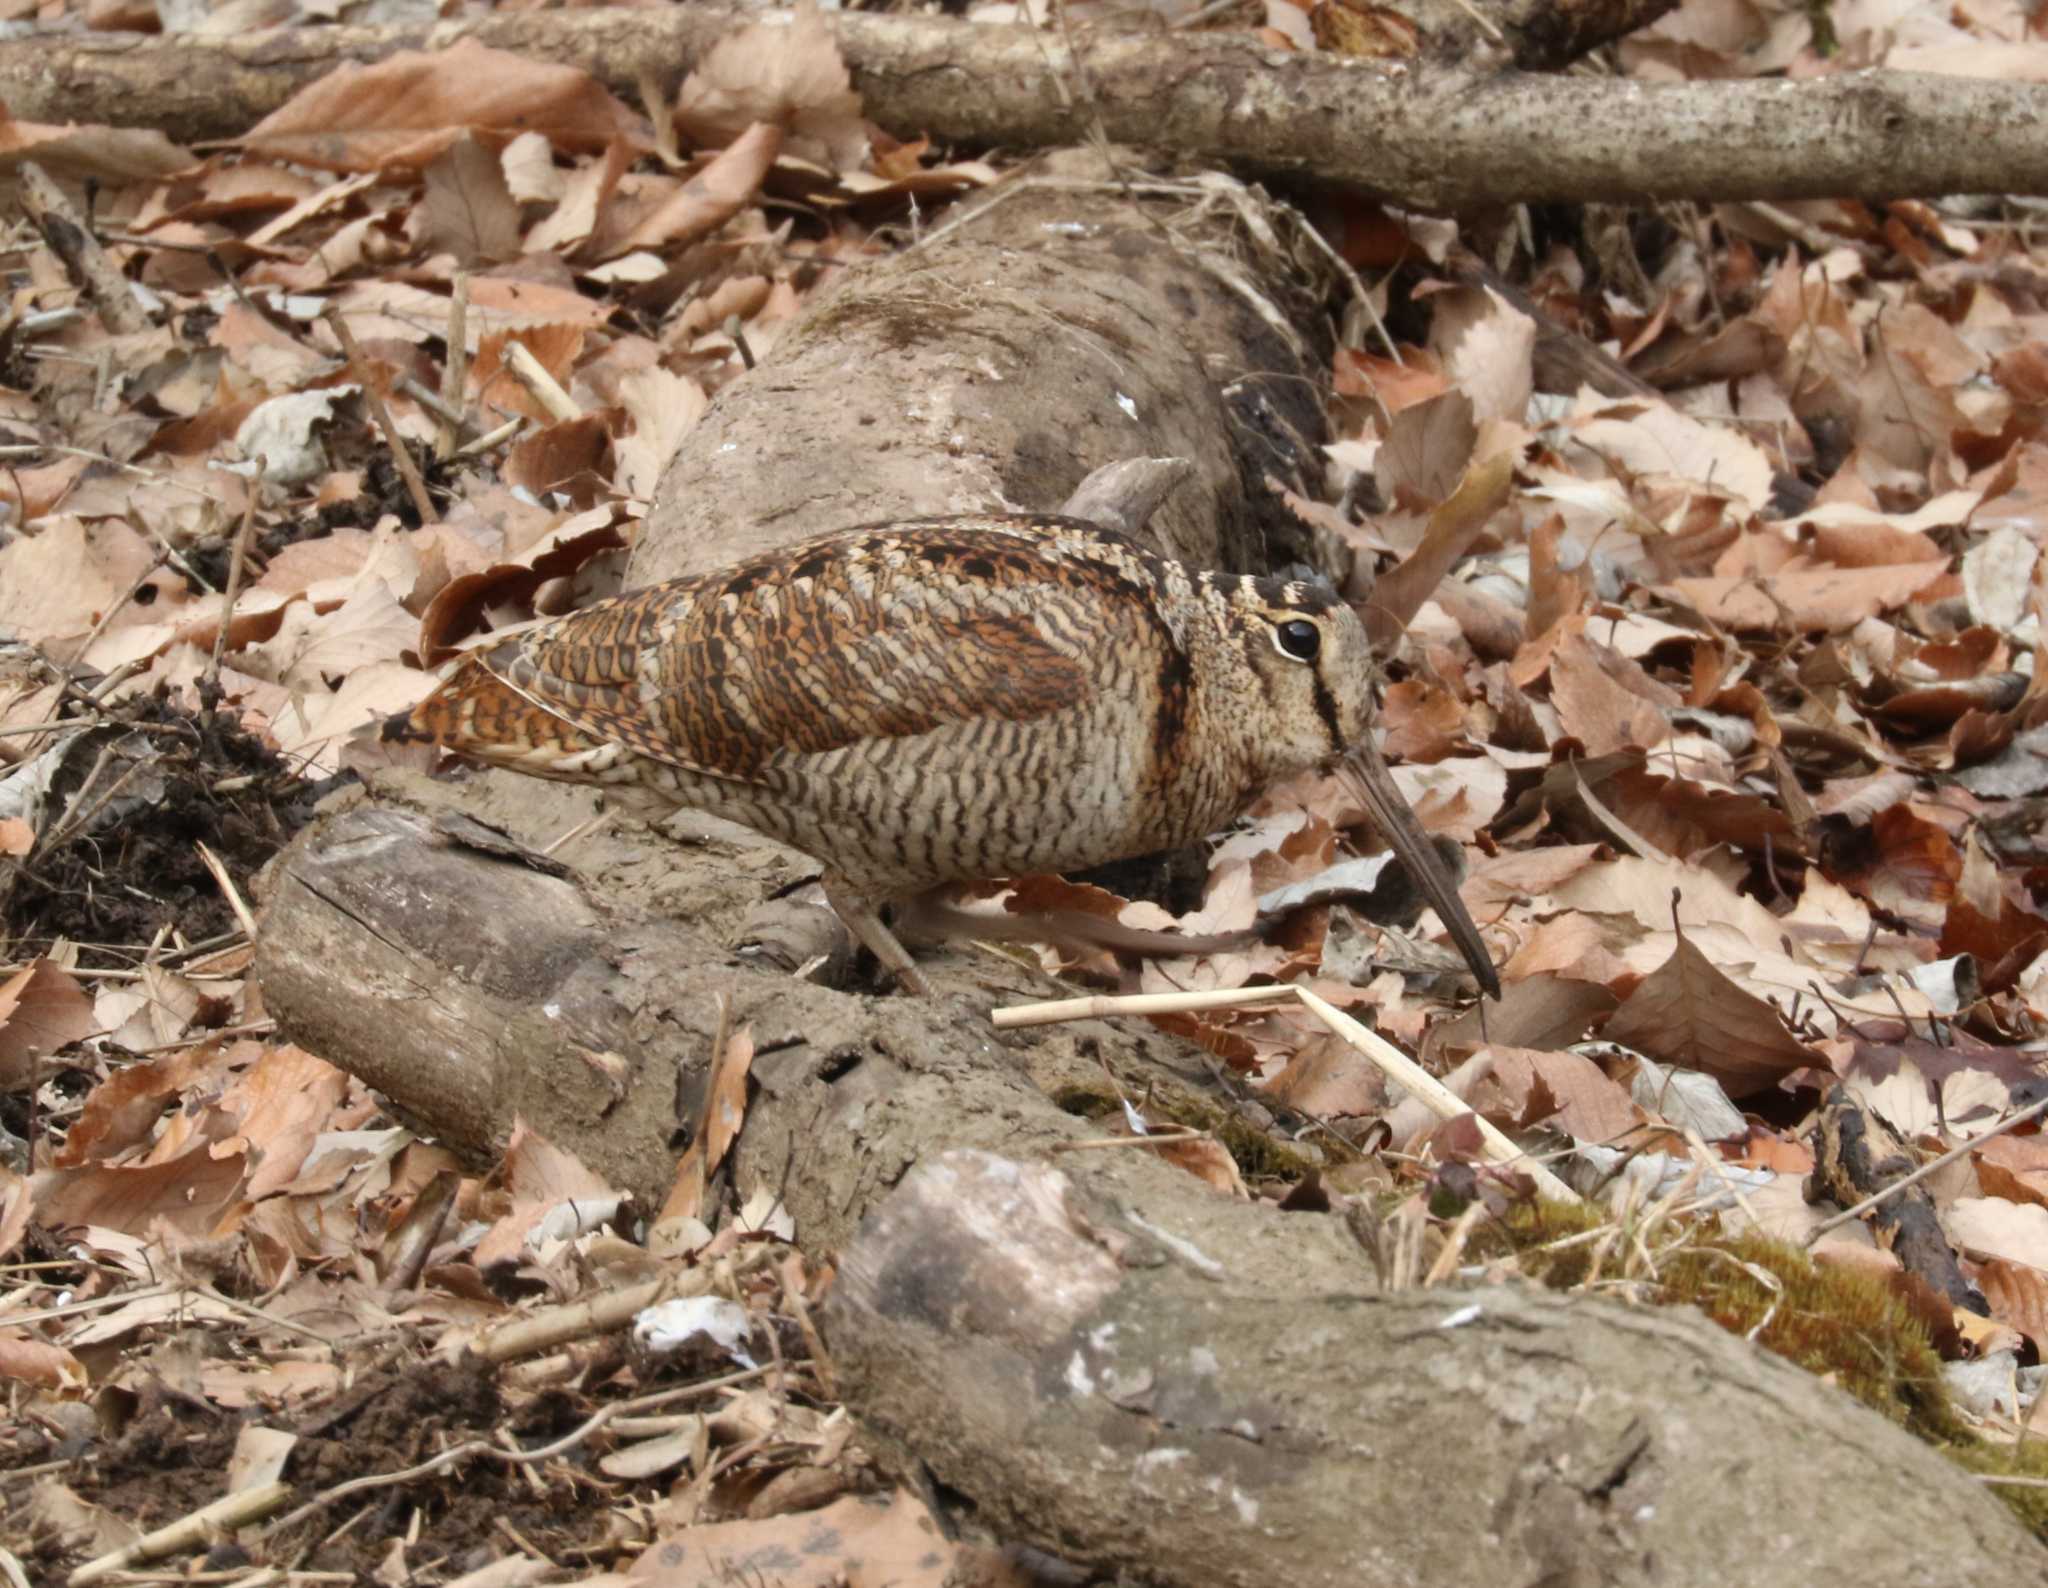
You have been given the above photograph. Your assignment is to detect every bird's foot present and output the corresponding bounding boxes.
[821,871,936,997]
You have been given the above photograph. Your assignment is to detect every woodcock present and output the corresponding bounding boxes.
[386,514,1499,998]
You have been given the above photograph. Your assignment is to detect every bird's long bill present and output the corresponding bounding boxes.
[1340,740,1501,999]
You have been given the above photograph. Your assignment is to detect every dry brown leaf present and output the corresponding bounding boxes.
[616,123,782,258]
[337,278,612,352]
[1600,928,1819,1097]
[661,1022,757,1226]
[274,661,438,777]
[0,516,158,655]
[613,368,712,500]
[1263,1033,1385,1117]
[1548,635,1672,755]
[1386,756,1507,843]
[1422,973,1620,1065]
[31,1144,250,1239]
[246,579,418,693]
[1569,397,1775,511]
[419,134,522,266]
[57,1042,254,1166]
[504,415,612,503]
[217,1047,354,1201]
[413,506,630,662]
[0,959,95,1092]
[239,40,644,172]
[1588,761,1801,863]
[1462,844,1605,915]
[0,118,191,184]
[1974,1134,2048,1208]
[1364,450,1512,649]
[0,1167,29,1261]
[1335,344,1448,412]
[0,1331,87,1391]
[1504,914,1633,990]
[1669,559,1949,632]
[1940,832,2048,991]
[1425,285,1535,427]
[474,1121,625,1268]
[1468,1045,1643,1144]
[1144,1131,1250,1197]
[199,1357,347,1409]
[674,8,867,174]
[1947,1196,2048,1273]
[1376,388,1476,509]
[524,138,636,257]
[1830,804,1960,935]
[1847,1061,1940,1144]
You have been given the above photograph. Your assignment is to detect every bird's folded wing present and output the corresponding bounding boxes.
[425,576,1100,785]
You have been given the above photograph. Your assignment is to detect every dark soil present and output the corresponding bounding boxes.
[0,1361,644,1581]
[2,691,340,967]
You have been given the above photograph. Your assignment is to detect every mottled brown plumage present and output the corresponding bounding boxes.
[388,513,1497,996]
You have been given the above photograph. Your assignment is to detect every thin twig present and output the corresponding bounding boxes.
[991,982,1578,1201]
[436,271,469,460]
[121,506,217,594]
[324,305,436,525]
[502,339,582,422]
[990,983,1297,1028]
[396,374,466,431]
[1294,986,1580,1203]
[68,1483,292,1585]
[0,1282,174,1331]
[18,160,148,336]
[193,841,259,939]
[74,555,173,666]
[202,497,259,706]
[454,416,526,458]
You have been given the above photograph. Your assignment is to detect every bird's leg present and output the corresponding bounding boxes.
[820,870,935,996]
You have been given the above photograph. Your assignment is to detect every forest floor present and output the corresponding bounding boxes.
[9,0,2048,1582]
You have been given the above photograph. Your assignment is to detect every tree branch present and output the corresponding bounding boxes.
[0,11,2040,208]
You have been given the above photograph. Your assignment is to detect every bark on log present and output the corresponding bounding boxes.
[630,150,1325,586]
[252,779,2048,1584]
[826,1149,2046,1588]
[0,11,2043,208]
[251,771,1154,1220]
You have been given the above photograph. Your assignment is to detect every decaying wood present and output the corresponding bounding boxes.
[826,1150,2044,1588]
[253,783,2048,1584]
[254,770,1246,1228]
[0,11,2044,208]
[630,151,1326,585]
[17,161,147,336]
[1810,1084,1990,1316]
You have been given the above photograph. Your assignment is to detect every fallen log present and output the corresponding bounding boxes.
[630,149,1325,584]
[0,11,2041,207]
[827,1149,2048,1588]
[253,780,2048,1584]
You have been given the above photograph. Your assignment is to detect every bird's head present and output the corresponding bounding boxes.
[1222,573,1379,776]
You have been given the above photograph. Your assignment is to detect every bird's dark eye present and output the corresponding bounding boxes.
[1273,618,1320,663]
